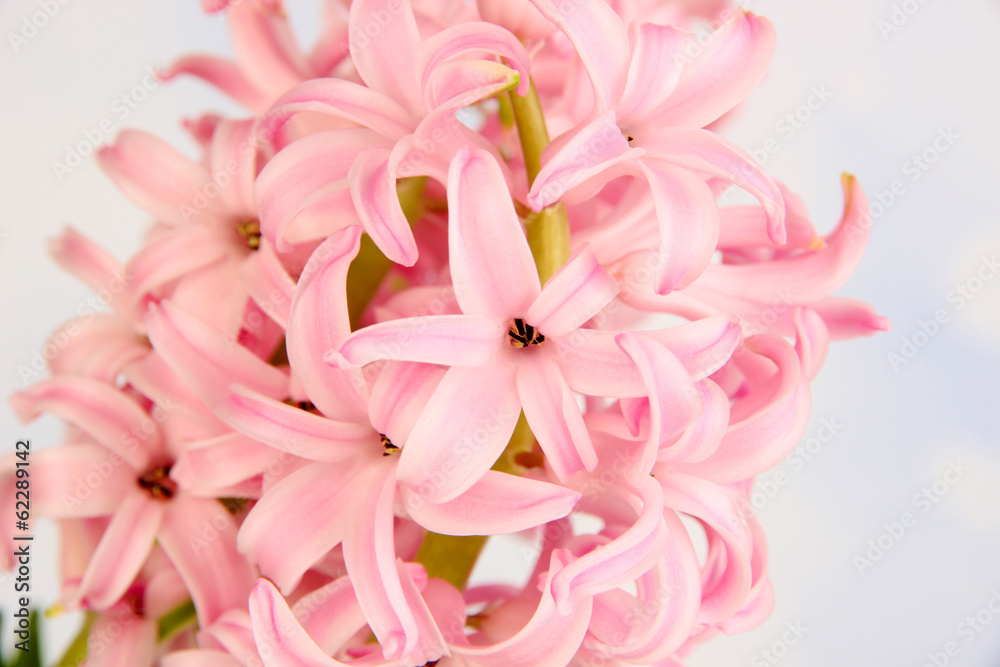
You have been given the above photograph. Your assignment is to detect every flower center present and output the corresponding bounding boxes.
[236,219,262,250]
[137,465,177,500]
[507,318,545,348]
[380,433,399,456]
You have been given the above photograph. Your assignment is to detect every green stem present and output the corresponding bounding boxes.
[508,79,571,285]
[54,613,94,667]
[346,176,427,330]
[157,599,197,641]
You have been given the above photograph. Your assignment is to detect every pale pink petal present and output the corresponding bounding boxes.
[644,128,785,245]
[250,578,345,666]
[657,378,730,464]
[452,549,592,667]
[9,377,159,471]
[47,227,126,303]
[161,650,243,667]
[552,478,667,613]
[655,471,753,623]
[238,461,357,593]
[637,158,720,294]
[527,112,639,211]
[216,384,375,462]
[368,361,447,445]
[229,1,311,95]
[793,307,829,380]
[617,22,684,123]
[160,55,271,112]
[208,118,259,214]
[397,364,521,503]
[525,244,619,337]
[651,11,776,129]
[265,78,413,140]
[348,148,419,266]
[448,146,540,320]
[159,495,254,626]
[552,328,644,398]
[286,227,370,422]
[171,432,278,496]
[46,316,149,384]
[526,0,630,111]
[254,129,389,252]
[144,301,289,407]
[670,334,809,484]
[643,314,743,380]
[76,493,162,609]
[96,130,225,226]
[292,576,367,655]
[516,355,596,480]
[328,314,502,368]
[813,296,891,340]
[349,0,421,114]
[31,445,135,518]
[86,613,157,667]
[124,226,232,304]
[240,241,296,329]
[419,21,530,101]
[403,470,580,535]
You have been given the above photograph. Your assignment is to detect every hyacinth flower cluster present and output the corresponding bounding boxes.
[3,0,887,665]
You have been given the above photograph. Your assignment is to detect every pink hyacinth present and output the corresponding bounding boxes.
[4,0,886,665]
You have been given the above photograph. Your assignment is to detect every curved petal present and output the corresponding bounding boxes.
[526,0,629,111]
[286,227,370,422]
[403,470,580,536]
[348,148,418,266]
[124,226,232,305]
[349,0,421,114]
[419,21,531,100]
[397,364,521,503]
[215,385,375,463]
[229,2,311,96]
[86,613,157,667]
[47,227,126,304]
[328,314,503,368]
[637,158,720,294]
[240,241,296,329]
[31,444,136,519]
[159,495,254,626]
[617,22,684,123]
[250,578,343,666]
[525,244,619,337]
[368,361,447,446]
[171,431,278,496]
[516,355,596,480]
[265,78,413,140]
[9,377,160,472]
[160,55,271,111]
[76,493,162,609]
[144,301,289,407]
[448,146,540,320]
[238,461,357,594]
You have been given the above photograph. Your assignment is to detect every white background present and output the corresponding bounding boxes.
[2,1,1000,665]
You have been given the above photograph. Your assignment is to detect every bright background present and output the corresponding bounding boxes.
[2,1,999,665]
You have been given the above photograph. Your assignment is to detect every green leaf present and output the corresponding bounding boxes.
[157,599,197,641]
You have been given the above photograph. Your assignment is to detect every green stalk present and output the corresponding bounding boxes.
[54,613,94,667]
[346,176,427,330]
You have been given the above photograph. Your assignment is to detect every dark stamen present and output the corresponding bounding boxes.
[236,219,262,250]
[380,433,399,456]
[507,318,545,348]
[138,465,177,500]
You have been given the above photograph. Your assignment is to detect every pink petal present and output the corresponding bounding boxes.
[254,129,389,252]
[658,378,730,464]
[265,78,413,141]
[525,244,619,337]
[419,21,530,99]
[159,495,254,627]
[144,301,289,407]
[644,314,743,380]
[47,227,126,304]
[652,11,777,128]
[397,364,521,503]
[552,478,667,613]
[240,241,296,329]
[526,0,630,111]
[348,148,419,266]
[45,316,149,384]
[96,130,225,227]
[171,432,278,497]
[452,549,592,667]
[349,0,422,114]
[527,112,639,211]
[644,128,785,245]
[9,377,160,472]
[229,1,311,95]
[670,334,809,484]
[286,227,370,423]
[448,146,540,320]
[328,314,503,368]
[250,578,345,666]
[403,470,580,535]
[423,60,522,113]
[160,55,271,112]
[637,158,720,294]
[87,613,157,667]
[216,384,375,462]
[793,307,829,380]
[76,493,162,609]
[238,461,357,593]
[161,650,243,667]
[292,576,368,655]
[208,118,259,214]
[124,226,232,304]
[516,355,596,480]
[655,472,753,623]
[812,296,891,340]
[31,444,135,518]
[368,361,447,446]
[617,22,684,122]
